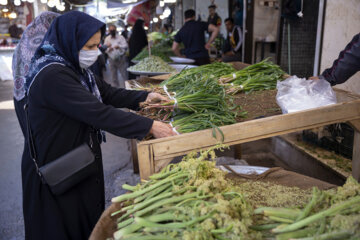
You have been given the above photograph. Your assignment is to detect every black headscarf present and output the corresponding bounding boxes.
[129,19,148,60]
[26,11,105,93]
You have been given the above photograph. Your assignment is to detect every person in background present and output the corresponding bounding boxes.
[172,9,219,66]
[128,19,148,79]
[9,20,24,39]
[23,11,175,240]
[121,25,130,42]
[208,4,222,27]
[311,33,359,85]
[104,24,128,87]
[12,11,60,138]
[162,24,173,35]
[222,17,243,62]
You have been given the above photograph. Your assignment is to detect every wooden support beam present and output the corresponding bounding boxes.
[137,99,360,179]
[137,144,154,180]
[352,130,360,182]
[234,144,242,160]
[348,119,360,132]
[141,100,360,161]
[130,139,139,173]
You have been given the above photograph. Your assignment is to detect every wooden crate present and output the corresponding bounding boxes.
[136,88,360,180]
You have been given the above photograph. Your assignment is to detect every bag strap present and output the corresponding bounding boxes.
[24,103,44,180]
[24,102,95,179]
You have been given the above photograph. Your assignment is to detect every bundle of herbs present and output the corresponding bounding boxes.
[111,146,261,240]
[253,177,360,239]
[219,59,286,94]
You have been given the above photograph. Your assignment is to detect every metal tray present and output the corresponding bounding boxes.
[218,165,269,175]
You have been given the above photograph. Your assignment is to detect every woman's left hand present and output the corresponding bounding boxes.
[145,92,168,103]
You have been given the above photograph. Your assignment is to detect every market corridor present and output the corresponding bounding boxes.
[0,75,140,239]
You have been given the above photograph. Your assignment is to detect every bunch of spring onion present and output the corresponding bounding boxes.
[171,110,240,136]
[162,62,236,96]
[252,177,360,240]
[111,146,260,240]
[219,59,286,94]
[156,62,244,135]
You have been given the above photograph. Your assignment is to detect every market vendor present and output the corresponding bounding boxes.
[312,33,359,85]
[207,4,222,27]
[222,17,243,62]
[172,9,219,65]
[22,11,176,240]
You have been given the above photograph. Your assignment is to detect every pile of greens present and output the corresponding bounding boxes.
[111,146,260,240]
[111,145,360,240]
[132,44,173,63]
[159,62,245,134]
[220,59,286,94]
[253,177,360,239]
[128,56,176,73]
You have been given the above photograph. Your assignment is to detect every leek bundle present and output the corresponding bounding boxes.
[220,59,286,94]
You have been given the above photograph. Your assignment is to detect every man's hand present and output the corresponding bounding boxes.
[114,46,120,49]
[205,42,212,50]
[145,92,168,103]
[149,121,177,138]
[309,76,320,80]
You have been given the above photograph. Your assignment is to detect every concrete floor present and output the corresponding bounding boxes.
[0,67,139,239]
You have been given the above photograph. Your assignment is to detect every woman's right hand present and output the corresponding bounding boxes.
[149,121,177,138]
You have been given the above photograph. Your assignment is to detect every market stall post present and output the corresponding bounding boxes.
[137,91,360,180]
[349,120,360,181]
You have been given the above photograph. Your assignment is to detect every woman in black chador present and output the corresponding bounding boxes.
[23,11,174,240]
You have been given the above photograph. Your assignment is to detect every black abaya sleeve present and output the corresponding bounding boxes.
[95,76,148,110]
[30,65,153,140]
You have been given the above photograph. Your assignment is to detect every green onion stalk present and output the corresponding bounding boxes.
[252,177,360,239]
[220,58,286,93]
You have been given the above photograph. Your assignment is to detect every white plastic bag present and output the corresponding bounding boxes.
[276,76,337,114]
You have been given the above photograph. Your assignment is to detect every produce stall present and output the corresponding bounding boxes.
[94,59,360,239]
[127,61,360,181]
[90,147,360,240]
[136,89,360,180]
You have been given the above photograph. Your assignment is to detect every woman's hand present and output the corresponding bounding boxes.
[145,92,168,103]
[149,121,177,138]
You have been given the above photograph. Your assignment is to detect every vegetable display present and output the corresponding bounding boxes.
[132,43,173,63]
[157,62,245,135]
[253,177,360,239]
[135,60,285,135]
[110,145,360,239]
[219,59,286,94]
[128,56,176,73]
[133,32,178,62]
[111,146,260,240]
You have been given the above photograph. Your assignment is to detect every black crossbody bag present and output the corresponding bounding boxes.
[25,103,98,195]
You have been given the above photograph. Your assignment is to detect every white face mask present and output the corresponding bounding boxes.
[79,49,101,69]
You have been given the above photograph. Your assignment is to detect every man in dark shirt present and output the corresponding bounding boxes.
[208,4,221,27]
[172,9,219,65]
[222,17,243,62]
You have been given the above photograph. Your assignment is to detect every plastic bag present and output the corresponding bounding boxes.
[276,76,337,114]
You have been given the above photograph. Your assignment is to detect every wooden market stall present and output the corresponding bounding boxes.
[135,88,360,181]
